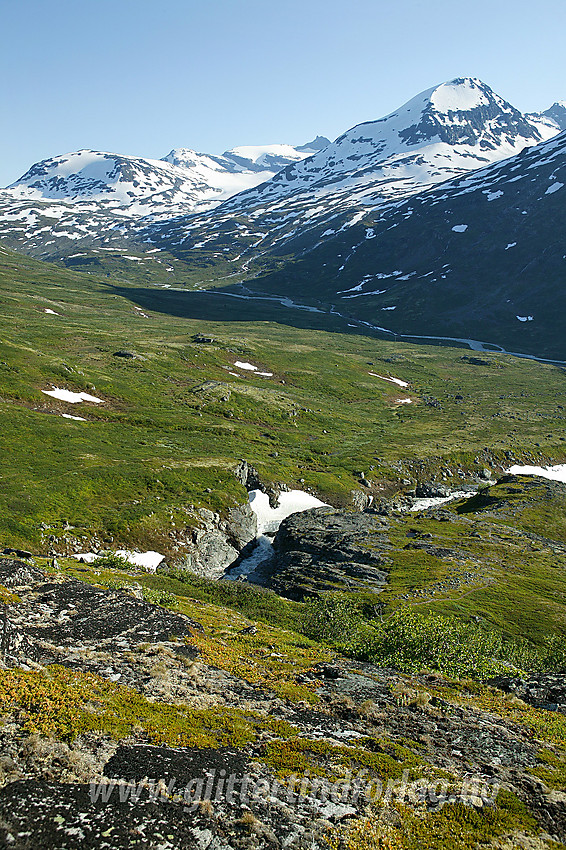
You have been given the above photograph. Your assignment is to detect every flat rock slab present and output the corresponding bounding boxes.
[104,745,250,785]
[23,579,201,646]
[0,557,45,588]
[0,780,212,850]
[0,559,201,671]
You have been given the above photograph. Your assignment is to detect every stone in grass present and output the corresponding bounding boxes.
[113,350,136,359]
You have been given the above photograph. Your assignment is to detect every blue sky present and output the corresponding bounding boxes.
[1,0,565,186]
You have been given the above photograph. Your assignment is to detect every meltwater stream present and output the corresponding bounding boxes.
[226,489,328,580]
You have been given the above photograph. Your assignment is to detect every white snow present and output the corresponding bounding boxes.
[116,550,165,571]
[394,398,412,404]
[485,190,504,201]
[516,315,533,322]
[430,79,490,112]
[508,464,566,483]
[505,242,517,250]
[42,387,104,403]
[368,372,409,388]
[452,224,468,233]
[410,490,475,512]
[545,182,564,195]
[73,550,165,572]
[234,361,257,371]
[44,308,60,315]
[61,413,87,421]
[233,361,273,376]
[249,488,328,533]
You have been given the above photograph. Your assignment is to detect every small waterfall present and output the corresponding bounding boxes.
[226,489,328,581]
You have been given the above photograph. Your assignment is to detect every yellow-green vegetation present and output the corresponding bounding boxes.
[36,556,332,705]
[432,680,566,752]
[532,748,566,791]
[326,790,545,850]
[262,736,424,780]
[0,584,20,604]
[0,664,306,752]
[0,665,254,746]
[184,600,332,704]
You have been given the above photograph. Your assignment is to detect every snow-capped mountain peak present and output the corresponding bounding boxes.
[528,101,566,132]
[0,138,330,242]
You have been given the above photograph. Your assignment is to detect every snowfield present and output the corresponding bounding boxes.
[508,464,566,483]
[42,387,104,404]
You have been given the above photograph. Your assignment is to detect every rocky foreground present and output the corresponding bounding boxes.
[1,551,566,849]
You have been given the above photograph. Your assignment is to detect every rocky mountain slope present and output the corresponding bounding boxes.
[1,523,566,850]
[528,102,566,133]
[249,127,566,360]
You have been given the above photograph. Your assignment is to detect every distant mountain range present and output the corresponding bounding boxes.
[0,78,564,358]
[0,137,330,254]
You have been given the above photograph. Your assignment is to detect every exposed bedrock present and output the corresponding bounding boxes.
[268,507,389,600]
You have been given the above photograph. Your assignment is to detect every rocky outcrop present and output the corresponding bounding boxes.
[0,557,200,675]
[490,673,566,712]
[234,459,285,507]
[268,507,389,600]
[170,504,257,580]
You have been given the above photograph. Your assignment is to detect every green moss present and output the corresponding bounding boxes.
[432,680,566,748]
[0,584,20,604]
[328,789,541,849]
[261,736,423,780]
[532,748,566,791]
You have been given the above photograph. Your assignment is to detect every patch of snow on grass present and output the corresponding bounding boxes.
[61,413,87,421]
[42,387,104,404]
[395,398,412,404]
[73,550,165,572]
[44,308,60,315]
[234,361,257,371]
[508,464,566,483]
[368,372,409,388]
[116,550,165,571]
[233,361,273,376]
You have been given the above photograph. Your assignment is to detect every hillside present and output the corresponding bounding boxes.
[1,245,566,557]
[2,219,566,848]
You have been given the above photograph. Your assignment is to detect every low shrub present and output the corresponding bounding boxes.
[354,608,524,680]
[92,552,132,571]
